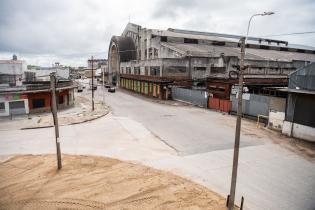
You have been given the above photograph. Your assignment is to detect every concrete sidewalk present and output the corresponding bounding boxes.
[0,95,109,130]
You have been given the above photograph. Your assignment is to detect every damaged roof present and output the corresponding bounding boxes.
[161,42,315,62]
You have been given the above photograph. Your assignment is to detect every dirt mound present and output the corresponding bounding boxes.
[0,155,228,210]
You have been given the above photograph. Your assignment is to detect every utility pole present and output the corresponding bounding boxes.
[91,56,95,111]
[228,12,274,209]
[228,37,245,209]
[102,64,105,104]
[50,73,62,170]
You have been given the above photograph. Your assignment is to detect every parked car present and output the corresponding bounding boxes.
[108,87,116,93]
[77,84,83,92]
[105,84,111,88]
[89,80,97,90]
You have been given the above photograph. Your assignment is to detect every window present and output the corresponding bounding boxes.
[167,66,187,73]
[120,67,124,74]
[211,67,226,74]
[212,41,225,46]
[260,45,269,50]
[59,95,64,104]
[194,67,206,71]
[126,67,131,74]
[145,67,149,75]
[149,48,153,59]
[0,75,16,86]
[0,102,5,112]
[297,49,305,53]
[150,66,160,76]
[32,98,45,108]
[134,67,140,75]
[154,48,158,58]
[161,36,167,42]
[184,38,198,44]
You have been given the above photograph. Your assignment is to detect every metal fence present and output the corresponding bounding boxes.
[171,87,208,107]
[230,93,286,117]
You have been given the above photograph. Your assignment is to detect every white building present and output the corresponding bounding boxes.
[26,67,70,81]
[0,59,26,86]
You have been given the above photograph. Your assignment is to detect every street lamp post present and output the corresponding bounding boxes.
[228,11,274,210]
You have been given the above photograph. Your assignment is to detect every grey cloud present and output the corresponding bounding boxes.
[0,0,314,66]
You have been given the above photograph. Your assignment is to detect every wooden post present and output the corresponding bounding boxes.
[228,37,245,209]
[50,73,62,170]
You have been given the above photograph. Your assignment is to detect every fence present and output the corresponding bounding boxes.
[230,93,286,118]
[171,87,208,107]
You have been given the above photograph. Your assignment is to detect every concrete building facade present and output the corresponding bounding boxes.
[108,23,315,99]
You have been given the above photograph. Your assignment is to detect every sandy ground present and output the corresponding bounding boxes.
[0,155,232,210]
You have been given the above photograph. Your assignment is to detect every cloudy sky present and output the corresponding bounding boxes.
[0,0,314,67]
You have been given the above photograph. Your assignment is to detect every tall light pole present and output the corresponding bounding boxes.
[228,11,274,210]
[91,56,95,111]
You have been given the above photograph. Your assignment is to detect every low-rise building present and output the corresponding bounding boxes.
[280,62,315,142]
[0,56,75,117]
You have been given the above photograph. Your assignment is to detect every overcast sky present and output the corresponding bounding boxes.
[0,0,314,67]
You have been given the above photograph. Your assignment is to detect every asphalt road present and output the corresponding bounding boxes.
[93,88,263,155]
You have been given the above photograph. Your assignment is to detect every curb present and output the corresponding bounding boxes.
[21,110,110,130]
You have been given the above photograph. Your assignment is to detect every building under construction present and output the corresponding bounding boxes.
[108,23,315,102]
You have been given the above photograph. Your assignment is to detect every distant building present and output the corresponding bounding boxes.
[108,23,315,99]
[0,56,75,117]
[0,55,26,87]
[26,66,70,81]
[85,59,108,79]
[87,59,107,69]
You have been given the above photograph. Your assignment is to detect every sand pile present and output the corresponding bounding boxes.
[0,155,229,210]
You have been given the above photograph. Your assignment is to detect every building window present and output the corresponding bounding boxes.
[149,48,153,59]
[58,95,64,104]
[184,38,198,44]
[32,98,45,108]
[167,66,187,73]
[0,102,5,112]
[161,36,167,42]
[0,75,16,86]
[150,66,160,76]
[194,67,206,71]
[212,41,225,46]
[120,67,124,74]
[126,67,131,74]
[211,67,226,74]
[154,48,159,58]
[134,67,140,75]
[145,67,149,75]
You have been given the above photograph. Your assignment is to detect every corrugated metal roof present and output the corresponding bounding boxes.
[161,42,315,62]
[288,62,315,90]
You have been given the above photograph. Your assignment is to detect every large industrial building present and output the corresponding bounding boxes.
[108,23,315,100]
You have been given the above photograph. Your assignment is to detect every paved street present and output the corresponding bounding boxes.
[92,88,264,155]
[1,88,315,210]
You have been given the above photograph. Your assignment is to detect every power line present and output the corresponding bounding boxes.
[262,31,315,37]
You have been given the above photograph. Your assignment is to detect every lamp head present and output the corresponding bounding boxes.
[262,11,275,16]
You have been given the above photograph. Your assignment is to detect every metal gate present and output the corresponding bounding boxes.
[171,87,208,107]
[9,100,26,115]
